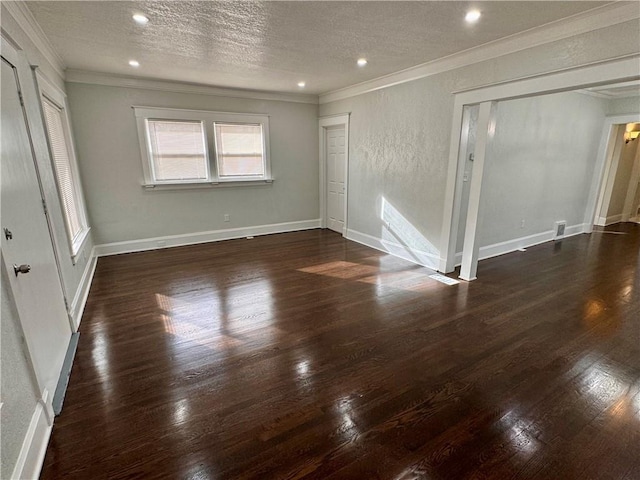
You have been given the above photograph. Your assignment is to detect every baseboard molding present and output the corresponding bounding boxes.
[69,251,98,331]
[11,391,53,480]
[93,219,322,257]
[452,223,588,266]
[604,214,624,226]
[53,332,80,415]
[345,229,440,270]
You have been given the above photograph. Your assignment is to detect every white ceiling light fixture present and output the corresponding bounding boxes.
[133,14,149,25]
[465,9,481,23]
[357,58,368,67]
[129,60,140,67]
[298,81,306,88]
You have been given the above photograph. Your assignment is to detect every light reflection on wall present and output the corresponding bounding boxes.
[380,196,439,265]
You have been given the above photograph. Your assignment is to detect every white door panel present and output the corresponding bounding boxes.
[1,57,70,399]
[326,127,346,233]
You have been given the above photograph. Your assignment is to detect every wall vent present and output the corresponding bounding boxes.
[554,221,566,240]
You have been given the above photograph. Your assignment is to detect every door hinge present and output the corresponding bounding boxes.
[18,90,25,106]
[41,199,48,215]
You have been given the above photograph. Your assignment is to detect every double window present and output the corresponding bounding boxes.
[134,107,272,188]
[39,77,90,259]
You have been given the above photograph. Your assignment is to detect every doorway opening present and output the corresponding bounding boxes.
[593,121,640,227]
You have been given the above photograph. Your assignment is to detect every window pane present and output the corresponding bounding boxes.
[42,98,83,242]
[214,123,265,177]
[147,120,208,181]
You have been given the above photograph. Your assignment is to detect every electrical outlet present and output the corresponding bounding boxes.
[224,214,230,222]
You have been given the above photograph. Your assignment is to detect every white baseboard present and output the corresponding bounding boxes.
[345,229,440,270]
[68,251,98,331]
[452,223,588,266]
[11,392,53,480]
[604,213,624,226]
[93,219,322,257]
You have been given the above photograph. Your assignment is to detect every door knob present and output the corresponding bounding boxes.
[13,264,31,276]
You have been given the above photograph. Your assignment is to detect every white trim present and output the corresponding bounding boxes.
[459,101,495,282]
[345,229,439,271]
[142,179,274,190]
[2,1,65,81]
[318,114,350,234]
[133,106,272,186]
[66,69,319,105]
[440,56,640,274]
[93,219,321,256]
[68,251,97,331]
[11,391,53,480]
[37,69,92,260]
[603,214,624,226]
[591,114,640,227]
[452,223,588,266]
[319,2,639,104]
[622,139,640,220]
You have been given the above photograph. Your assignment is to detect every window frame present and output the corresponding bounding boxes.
[133,106,273,189]
[38,75,90,261]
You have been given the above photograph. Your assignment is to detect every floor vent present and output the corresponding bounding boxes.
[554,221,566,240]
[430,273,460,285]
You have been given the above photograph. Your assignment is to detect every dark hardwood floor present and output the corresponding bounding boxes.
[42,225,640,479]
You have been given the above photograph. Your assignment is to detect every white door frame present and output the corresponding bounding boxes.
[319,114,350,234]
[592,114,640,225]
[1,37,70,425]
[622,143,640,220]
[439,54,640,277]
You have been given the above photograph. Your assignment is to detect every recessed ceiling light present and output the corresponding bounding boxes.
[132,14,149,25]
[129,60,140,67]
[298,81,306,88]
[357,58,368,67]
[465,10,481,23]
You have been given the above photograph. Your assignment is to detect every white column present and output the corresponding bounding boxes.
[459,101,496,281]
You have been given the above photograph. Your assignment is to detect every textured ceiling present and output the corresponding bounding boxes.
[27,1,612,95]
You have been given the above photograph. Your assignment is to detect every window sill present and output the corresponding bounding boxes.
[70,227,91,265]
[142,179,274,191]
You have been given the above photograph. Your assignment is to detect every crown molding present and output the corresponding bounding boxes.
[319,2,640,104]
[65,69,319,105]
[2,0,65,80]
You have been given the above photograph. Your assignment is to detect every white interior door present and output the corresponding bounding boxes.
[326,126,346,233]
[1,56,71,401]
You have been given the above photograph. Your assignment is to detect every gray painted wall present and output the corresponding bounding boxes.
[0,261,39,480]
[607,139,639,217]
[319,20,640,260]
[66,83,319,245]
[479,92,607,246]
